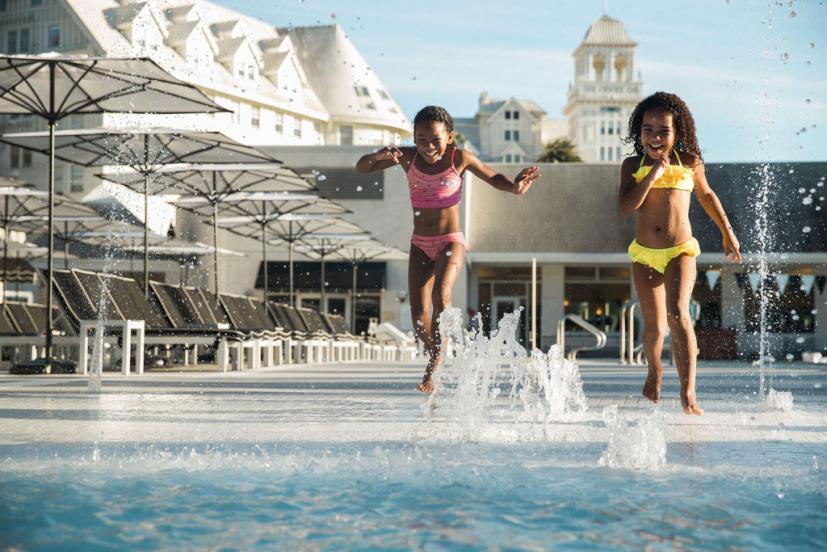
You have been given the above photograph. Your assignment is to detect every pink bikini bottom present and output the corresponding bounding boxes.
[411,232,466,261]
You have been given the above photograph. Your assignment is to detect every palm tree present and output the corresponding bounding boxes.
[537,139,582,163]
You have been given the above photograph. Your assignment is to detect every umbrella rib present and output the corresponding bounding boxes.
[54,60,98,116]
[3,60,48,116]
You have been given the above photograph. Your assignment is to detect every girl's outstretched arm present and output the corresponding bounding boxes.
[692,160,742,261]
[463,150,540,195]
[356,146,413,173]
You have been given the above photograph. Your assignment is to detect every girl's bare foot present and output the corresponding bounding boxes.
[416,374,434,393]
[642,367,662,403]
[681,389,703,415]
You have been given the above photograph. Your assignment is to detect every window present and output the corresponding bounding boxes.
[7,30,17,54]
[22,149,31,168]
[616,121,623,135]
[237,65,244,78]
[600,121,606,135]
[505,110,511,120]
[377,89,390,100]
[19,29,30,52]
[274,112,283,133]
[504,130,511,141]
[70,166,84,193]
[600,146,605,161]
[505,154,512,163]
[339,125,353,145]
[513,130,520,142]
[251,106,260,128]
[10,146,20,169]
[616,146,621,160]
[354,86,370,97]
[47,25,60,48]
[600,106,621,113]
[513,110,520,120]
[607,147,613,161]
[247,64,255,80]
[293,118,302,138]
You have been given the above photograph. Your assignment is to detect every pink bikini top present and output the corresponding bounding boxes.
[406,148,463,209]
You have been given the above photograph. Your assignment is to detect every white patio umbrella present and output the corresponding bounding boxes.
[0,128,275,297]
[0,54,226,370]
[298,239,409,329]
[99,162,315,297]
[218,204,352,306]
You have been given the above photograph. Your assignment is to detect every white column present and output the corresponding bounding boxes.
[541,264,565,350]
[815,281,827,352]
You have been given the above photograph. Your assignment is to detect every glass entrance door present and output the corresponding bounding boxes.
[491,295,528,346]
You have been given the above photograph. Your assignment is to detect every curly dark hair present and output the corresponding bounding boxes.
[413,105,454,133]
[623,92,702,162]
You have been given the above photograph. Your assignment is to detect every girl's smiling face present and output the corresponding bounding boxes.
[414,121,454,164]
[640,109,676,159]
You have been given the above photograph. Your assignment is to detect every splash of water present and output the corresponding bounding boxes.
[765,388,794,412]
[425,307,587,440]
[598,405,666,471]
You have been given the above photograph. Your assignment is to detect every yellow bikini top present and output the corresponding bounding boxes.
[632,151,694,192]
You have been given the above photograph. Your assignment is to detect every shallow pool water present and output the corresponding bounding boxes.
[1,360,826,550]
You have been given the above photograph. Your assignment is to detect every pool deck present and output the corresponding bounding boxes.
[1,360,825,448]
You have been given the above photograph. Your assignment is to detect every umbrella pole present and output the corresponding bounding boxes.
[262,223,268,302]
[288,221,294,307]
[45,67,56,365]
[212,202,219,306]
[143,172,150,297]
[320,248,326,314]
[2,208,7,308]
[63,221,69,270]
[212,173,219,306]
[351,261,357,333]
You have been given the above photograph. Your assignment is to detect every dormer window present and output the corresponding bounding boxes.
[377,89,390,100]
[247,64,256,80]
[354,86,370,98]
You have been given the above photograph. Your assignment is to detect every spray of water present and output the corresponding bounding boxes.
[598,405,667,471]
[425,307,587,440]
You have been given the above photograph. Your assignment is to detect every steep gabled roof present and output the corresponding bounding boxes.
[278,25,410,133]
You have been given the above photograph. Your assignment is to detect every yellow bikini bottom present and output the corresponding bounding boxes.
[628,238,701,274]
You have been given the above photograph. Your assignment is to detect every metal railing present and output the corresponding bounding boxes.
[620,302,641,365]
[556,314,607,360]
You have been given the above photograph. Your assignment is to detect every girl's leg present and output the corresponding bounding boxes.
[417,242,466,393]
[663,254,702,415]
[632,262,668,403]
[408,244,435,390]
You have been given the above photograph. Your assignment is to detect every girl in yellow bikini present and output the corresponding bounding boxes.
[619,92,741,415]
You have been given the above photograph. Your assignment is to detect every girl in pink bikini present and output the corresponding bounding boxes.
[356,106,540,392]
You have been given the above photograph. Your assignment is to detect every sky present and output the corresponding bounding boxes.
[223,0,826,163]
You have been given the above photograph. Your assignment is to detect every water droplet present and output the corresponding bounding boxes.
[803,226,812,233]
[780,52,790,62]
[414,210,421,217]
[811,188,817,193]
[786,353,795,360]
[789,10,797,16]
[805,98,812,104]
[356,186,363,192]
[803,197,813,205]
[317,174,327,181]
[445,251,452,257]
[816,206,822,211]
[798,187,806,193]
[810,42,816,48]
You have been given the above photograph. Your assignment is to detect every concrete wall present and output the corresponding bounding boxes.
[467,163,634,253]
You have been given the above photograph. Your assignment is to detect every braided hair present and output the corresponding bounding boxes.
[413,105,454,133]
[624,92,703,162]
